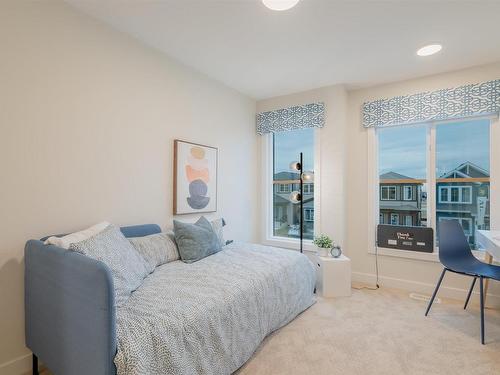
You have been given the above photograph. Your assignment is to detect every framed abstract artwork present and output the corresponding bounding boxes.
[173,140,218,215]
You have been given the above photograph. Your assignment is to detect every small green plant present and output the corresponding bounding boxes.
[313,234,333,249]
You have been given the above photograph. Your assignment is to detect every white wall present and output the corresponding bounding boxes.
[257,62,500,308]
[0,2,257,373]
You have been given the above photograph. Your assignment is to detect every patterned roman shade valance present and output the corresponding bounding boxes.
[362,79,500,128]
[256,102,325,135]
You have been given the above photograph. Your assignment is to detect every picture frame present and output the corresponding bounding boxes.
[173,139,218,215]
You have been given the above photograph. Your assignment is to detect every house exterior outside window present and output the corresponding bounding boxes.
[272,128,315,240]
[379,172,425,228]
[436,162,490,246]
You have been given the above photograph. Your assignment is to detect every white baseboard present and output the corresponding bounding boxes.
[0,353,32,375]
[352,271,500,308]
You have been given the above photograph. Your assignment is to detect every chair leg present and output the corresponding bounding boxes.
[464,277,477,310]
[425,268,446,316]
[33,354,39,375]
[479,276,485,345]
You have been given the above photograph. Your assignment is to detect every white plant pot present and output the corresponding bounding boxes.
[317,247,329,257]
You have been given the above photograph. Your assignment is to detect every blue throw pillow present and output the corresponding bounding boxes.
[173,216,222,263]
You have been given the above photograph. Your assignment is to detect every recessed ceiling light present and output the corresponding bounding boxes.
[417,44,442,57]
[262,0,300,11]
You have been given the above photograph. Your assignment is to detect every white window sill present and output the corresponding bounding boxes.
[263,237,316,253]
[369,247,487,263]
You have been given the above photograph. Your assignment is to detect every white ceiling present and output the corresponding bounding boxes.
[68,0,500,99]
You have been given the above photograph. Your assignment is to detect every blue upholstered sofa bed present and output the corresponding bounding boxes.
[25,224,316,375]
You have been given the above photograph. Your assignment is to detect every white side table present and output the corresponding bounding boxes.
[315,254,351,298]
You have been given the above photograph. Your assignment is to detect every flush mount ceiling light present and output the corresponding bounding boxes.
[262,0,300,11]
[416,44,442,57]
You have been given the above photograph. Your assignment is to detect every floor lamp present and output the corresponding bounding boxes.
[289,152,313,253]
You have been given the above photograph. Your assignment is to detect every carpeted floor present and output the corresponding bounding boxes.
[39,288,500,375]
[236,288,500,375]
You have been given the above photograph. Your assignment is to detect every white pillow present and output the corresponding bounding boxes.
[44,221,110,249]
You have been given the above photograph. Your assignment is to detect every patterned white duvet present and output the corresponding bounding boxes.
[114,242,316,375]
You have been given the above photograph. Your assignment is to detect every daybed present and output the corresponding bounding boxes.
[25,224,316,375]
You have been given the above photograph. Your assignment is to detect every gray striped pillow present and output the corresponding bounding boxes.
[129,232,180,273]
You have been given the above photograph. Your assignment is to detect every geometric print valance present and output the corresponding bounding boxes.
[362,79,500,128]
[257,102,325,135]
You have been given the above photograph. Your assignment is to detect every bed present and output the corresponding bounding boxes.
[25,225,316,375]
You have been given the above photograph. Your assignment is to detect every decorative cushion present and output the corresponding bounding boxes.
[129,232,180,273]
[69,224,149,306]
[44,221,109,249]
[173,216,222,263]
[211,218,226,248]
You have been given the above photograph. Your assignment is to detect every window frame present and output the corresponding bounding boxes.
[381,185,397,201]
[304,208,314,222]
[367,115,496,262]
[438,217,473,237]
[277,184,291,193]
[303,183,314,194]
[403,185,414,201]
[404,215,413,226]
[438,186,472,204]
[390,213,399,225]
[261,129,321,252]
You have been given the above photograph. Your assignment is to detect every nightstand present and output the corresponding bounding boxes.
[315,254,351,298]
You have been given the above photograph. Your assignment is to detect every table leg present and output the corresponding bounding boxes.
[483,252,493,306]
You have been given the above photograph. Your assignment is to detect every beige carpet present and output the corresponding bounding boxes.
[236,288,500,375]
[40,288,500,375]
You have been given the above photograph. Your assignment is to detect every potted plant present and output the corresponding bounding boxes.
[313,234,333,257]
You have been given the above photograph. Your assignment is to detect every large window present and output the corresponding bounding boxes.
[378,125,427,228]
[436,120,490,249]
[272,128,315,240]
[376,118,492,251]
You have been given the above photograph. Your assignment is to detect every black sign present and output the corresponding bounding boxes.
[377,225,434,253]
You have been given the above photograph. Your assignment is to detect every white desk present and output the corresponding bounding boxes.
[477,230,500,260]
[476,230,500,302]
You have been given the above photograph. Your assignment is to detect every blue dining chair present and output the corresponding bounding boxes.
[425,220,500,344]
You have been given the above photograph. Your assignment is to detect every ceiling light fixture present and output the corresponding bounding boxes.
[262,0,300,11]
[416,44,442,57]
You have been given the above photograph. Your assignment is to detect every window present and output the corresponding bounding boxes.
[272,128,315,240]
[404,215,413,226]
[378,125,427,229]
[390,213,399,225]
[436,120,490,249]
[277,184,291,193]
[375,118,492,251]
[304,208,314,222]
[439,217,473,237]
[303,184,314,194]
[438,186,472,204]
[403,186,413,200]
[381,186,397,200]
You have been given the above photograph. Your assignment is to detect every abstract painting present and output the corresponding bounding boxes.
[174,140,218,215]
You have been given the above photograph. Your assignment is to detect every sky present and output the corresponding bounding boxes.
[378,119,490,179]
[274,128,314,173]
[272,119,490,178]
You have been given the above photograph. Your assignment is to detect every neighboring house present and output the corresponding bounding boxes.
[436,162,490,246]
[273,171,314,239]
[379,172,425,227]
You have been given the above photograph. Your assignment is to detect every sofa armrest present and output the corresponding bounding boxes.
[25,240,116,375]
